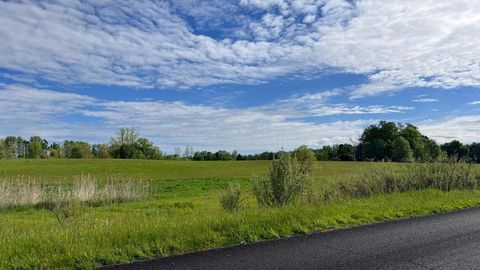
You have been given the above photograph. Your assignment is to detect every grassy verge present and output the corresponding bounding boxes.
[1,160,480,269]
[2,188,480,269]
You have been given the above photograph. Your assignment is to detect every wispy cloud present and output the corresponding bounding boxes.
[412,98,439,103]
[419,116,480,144]
[0,84,411,151]
[0,1,479,96]
[469,101,480,105]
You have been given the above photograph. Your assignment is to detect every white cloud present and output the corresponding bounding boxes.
[469,101,480,105]
[0,84,413,151]
[270,89,413,116]
[0,0,479,96]
[419,116,480,144]
[412,98,439,103]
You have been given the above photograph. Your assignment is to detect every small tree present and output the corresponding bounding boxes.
[253,153,312,206]
[391,137,413,162]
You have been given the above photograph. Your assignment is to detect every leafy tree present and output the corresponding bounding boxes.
[337,144,355,161]
[391,137,413,162]
[468,143,480,163]
[0,140,5,159]
[4,136,17,158]
[27,136,47,158]
[441,140,469,161]
[422,136,441,162]
[28,141,43,159]
[96,144,110,159]
[136,138,162,159]
[399,124,425,161]
[360,121,399,161]
[315,150,329,161]
[16,137,26,158]
[110,128,139,145]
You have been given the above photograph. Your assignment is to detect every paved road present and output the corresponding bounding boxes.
[101,208,480,270]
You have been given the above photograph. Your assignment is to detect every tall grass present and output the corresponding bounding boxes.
[219,183,243,213]
[0,174,149,211]
[337,161,480,198]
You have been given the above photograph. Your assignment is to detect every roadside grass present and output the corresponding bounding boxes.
[2,189,480,269]
[1,160,480,269]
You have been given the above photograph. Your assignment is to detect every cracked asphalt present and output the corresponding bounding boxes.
[100,207,480,270]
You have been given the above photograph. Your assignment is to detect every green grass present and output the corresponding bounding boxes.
[0,160,479,270]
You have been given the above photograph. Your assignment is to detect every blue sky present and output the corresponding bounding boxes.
[0,0,480,153]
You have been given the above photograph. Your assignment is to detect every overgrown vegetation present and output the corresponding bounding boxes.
[219,183,243,213]
[253,153,312,206]
[2,160,480,269]
[0,175,149,211]
[337,161,480,198]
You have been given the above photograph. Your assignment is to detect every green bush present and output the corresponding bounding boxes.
[253,153,312,206]
[220,183,242,213]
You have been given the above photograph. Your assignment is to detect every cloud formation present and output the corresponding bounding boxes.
[0,1,479,96]
[419,116,480,144]
[0,84,413,151]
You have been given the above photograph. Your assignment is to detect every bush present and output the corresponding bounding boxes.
[253,153,312,206]
[220,183,242,213]
[337,161,480,198]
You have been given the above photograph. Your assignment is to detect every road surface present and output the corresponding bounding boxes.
[100,207,480,269]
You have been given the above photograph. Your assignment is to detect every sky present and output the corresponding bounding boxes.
[0,0,480,153]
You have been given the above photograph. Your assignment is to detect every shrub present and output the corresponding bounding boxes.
[253,153,312,206]
[220,183,242,213]
[337,161,480,198]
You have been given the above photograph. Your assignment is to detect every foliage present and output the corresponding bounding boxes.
[292,145,317,175]
[441,140,469,161]
[253,153,312,206]
[219,183,243,213]
[337,161,480,197]
[109,128,162,159]
[357,121,444,162]
[391,136,413,162]
[2,160,480,269]
[0,121,478,164]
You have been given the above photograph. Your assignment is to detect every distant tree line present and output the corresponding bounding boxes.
[1,122,480,162]
[0,128,161,160]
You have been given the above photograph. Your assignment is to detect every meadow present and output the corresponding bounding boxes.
[1,160,480,270]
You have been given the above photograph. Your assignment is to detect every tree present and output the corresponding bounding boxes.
[423,136,441,162]
[337,144,356,161]
[96,144,110,159]
[27,136,47,158]
[359,121,400,161]
[136,138,161,159]
[110,128,139,145]
[0,140,5,159]
[468,143,480,163]
[399,124,425,161]
[441,140,469,161]
[315,150,329,161]
[4,136,17,158]
[391,137,413,162]
[28,141,43,159]
[16,137,26,158]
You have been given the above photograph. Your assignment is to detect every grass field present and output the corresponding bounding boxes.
[1,160,480,270]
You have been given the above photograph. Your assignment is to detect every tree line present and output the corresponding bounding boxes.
[1,122,480,162]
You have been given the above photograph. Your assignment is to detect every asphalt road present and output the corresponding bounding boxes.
[100,208,480,270]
